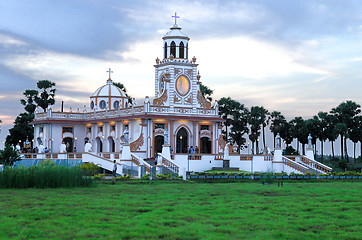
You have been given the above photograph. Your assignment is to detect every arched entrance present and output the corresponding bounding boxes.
[96,137,103,153]
[176,128,188,153]
[108,137,115,152]
[200,137,211,153]
[63,137,73,152]
[154,135,164,155]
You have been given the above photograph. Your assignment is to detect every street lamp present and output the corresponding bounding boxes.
[256,138,259,154]
[247,141,250,155]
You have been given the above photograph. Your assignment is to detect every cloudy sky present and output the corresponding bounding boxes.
[1,0,362,148]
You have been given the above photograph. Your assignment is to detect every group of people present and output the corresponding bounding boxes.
[187,146,199,154]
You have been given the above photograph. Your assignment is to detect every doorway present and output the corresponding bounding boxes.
[176,128,188,153]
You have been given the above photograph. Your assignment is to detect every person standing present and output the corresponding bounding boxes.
[113,160,117,178]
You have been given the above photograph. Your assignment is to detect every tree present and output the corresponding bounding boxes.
[20,89,38,114]
[280,121,294,148]
[331,101,361,160]
[6,80,56,147]
[229,103,249,153]
[259,107,270,150]
[315,112,329,160]
[113,82,132,104]
[34,80,56,112]
[269,111,286,148]
[290,117,308,155]
[218,97,240,141]
[6,113,34,147]
[247,106,266,154]
[200,83,214,102]
[0,144,21,166]
[349,116,362,162]
[325,113,339,159]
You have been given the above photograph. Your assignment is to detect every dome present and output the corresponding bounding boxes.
[91,79,126,98]
[90,78,128,111]
[163,24,190,40]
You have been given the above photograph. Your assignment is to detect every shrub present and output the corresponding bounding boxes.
[79,162,101,176]
[93,174,105,180]
[0,165,92,188]
[141,174,151,180]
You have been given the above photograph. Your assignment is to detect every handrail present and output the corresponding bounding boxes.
[158,153,179,174]
[282,156,309,174]
[300,156,332,173]
[131,153,151,173]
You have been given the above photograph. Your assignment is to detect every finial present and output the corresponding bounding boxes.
[156,57,160,64]
[197,71,201,81]
[172,12,180,25]
[192,56,197,63]
[106,68,113,79]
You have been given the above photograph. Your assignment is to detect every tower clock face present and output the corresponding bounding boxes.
[159,75,166,94]
[176,75,190,96]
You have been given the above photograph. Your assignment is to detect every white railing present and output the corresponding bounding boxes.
[34,104,219,122]
[300,156,332,174]
[158,153,180,175]
[282,156,309,174]
[131,153,151,173]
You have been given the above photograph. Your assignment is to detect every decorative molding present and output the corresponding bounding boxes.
[174,68,183,76]
[174,95,181,103]
[130,132,144,151]
[197,91,211,108]
[200,130,211,138]
[185,69,192,78]
[154,128,165,136]
[153,89,168,106]
[185,94,192,104]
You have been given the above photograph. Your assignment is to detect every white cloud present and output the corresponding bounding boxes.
[0,34,27,46]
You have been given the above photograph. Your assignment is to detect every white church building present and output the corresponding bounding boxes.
[28,17,332,178]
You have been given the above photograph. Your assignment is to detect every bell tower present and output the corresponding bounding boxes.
[153,13,211,110]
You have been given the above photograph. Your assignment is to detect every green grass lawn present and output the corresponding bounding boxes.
[0,181,361,239]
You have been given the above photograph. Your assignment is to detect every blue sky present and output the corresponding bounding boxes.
[1,0,362,147]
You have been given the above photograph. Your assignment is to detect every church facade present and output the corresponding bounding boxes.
[32,21,225,160]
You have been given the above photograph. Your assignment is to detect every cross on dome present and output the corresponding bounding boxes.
[172,12,180,25]
[106,68,113,79]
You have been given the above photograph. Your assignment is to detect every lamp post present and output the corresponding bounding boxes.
[256,138,259,154]
[66,142,69,167]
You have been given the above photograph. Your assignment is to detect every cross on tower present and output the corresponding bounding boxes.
[172,12,180,25]
[106,68,113,79]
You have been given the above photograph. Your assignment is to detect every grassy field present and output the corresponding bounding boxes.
[0,181,361,239]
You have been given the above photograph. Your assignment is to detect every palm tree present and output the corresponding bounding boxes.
[269,111,286,148]
[229,104,249,153]
[290,117,307,154]
[325,113,339,159]
[248,106,265,154]
[315,112,329,160]
[218,97,240,141]
[349,116,362,162]
[331,101,361,160]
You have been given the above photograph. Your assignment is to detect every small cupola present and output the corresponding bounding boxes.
[162,13,190,60]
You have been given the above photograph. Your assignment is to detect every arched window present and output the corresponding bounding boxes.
[164,42,167,59]
[170,41,176,58]
[99,100,106,109]
[179,41,184,58]
[90,101,94,110]
[176,128,188,153]
[113,101,119,109]
[186,43,188,59]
